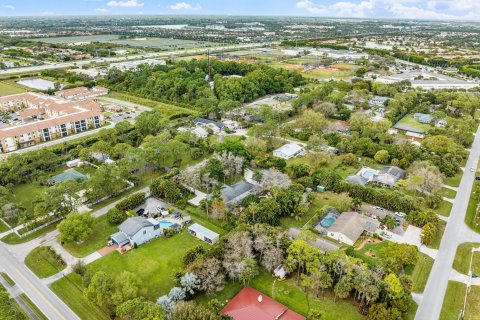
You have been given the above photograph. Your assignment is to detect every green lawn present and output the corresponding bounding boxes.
[439,188,456,199]
[428,220,446,250]
[452,242,480,276]
[281,192,352,229]
[1,222,59,244]
[0,220,9,232]
[0,272,15,286]
[303,63,359,80]
[395,114,432,132]
[410,253,434,293]
[348,241,389,267]
[445,172,463,188]
[24,246,66,278]
[50,273,109,320]
[19,293,48,320]
[197,269,364,320]
[88,231,206,300]
[440,281,480,320]
[63,215,118,257]
[185,206,228,236]
[436,200,453,217]
[0,81,27,96]
[465,181,480,233]
[405,301,418,320]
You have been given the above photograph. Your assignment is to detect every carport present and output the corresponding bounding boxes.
[111,231,130,247]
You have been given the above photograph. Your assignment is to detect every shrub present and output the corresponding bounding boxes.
[107,207,127,225]
[115,192,146,212]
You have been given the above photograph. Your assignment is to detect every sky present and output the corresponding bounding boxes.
[0,0,479,20]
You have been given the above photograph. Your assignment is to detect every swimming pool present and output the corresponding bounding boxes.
[321,216,336,228]
[159,221,173,229]
[361,169,376,179]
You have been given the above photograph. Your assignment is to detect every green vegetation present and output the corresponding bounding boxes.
[19,294,48,320]
[197,269,363,319]
[88,231,205,300]
[1,222,59,245]
[0,283,27,320]
[465,181,480,233]
[185,207,228,236]
[349,241,389,266]
[63,215,118,257]
[24,246,66,278]
[0,273,15,286]
[445,172,463,187]
[439,188,456,199]
[303,63,359,80]
[0,81,27,96]
[428,220,446,249]
[0,220,9,233]
[436,200,453,217]
[410,253,434,293]
[452,242,480,275]
[395,114,432,132]
[50,273,109,320]
[440,281,480,320]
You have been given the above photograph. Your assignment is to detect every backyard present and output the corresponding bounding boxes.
[440,281,480,320]
[196,268,364,320]
[394,114,432,132]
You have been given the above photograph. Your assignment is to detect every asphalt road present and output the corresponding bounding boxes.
[415,126,480,320]
[0,244,80,320]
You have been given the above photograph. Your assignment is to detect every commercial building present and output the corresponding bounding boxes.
[0,92,104,153]
[376,71,478,90]
[108,59,166,72]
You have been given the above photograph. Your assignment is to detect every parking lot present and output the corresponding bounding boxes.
[107,110,140,124]
[135,197,181,218]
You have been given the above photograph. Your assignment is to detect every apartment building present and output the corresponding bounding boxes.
[0,92,104,153]
[55,86,109,100]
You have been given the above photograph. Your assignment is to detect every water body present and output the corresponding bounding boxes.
[17,78,57,91]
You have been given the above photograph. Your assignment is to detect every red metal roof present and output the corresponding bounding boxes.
[221,287,305,320]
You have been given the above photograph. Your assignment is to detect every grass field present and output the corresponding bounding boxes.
[50,273,109,320]
[452,242,480,275]
[87,231,206,300]
[349,241,389,266]
[445,171,463,188]
[24,246,66,278]
[465,181,480,233]
[395,114,432,132]
[1,272,15,286]
[440,281,480,320]
[303,63,359,80]
[196,268,364,320]
[0,220,10,232]
[0,81,27,96]
[410,253,434,293]
[437,200,453,217]
[63,215,118,258]
[439,188,457,199]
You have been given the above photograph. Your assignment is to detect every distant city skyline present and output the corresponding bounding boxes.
[1,0,479,20]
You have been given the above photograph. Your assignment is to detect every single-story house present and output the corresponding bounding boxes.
[405,131,425,142]
[111,216,160,247]
[188,223,219,244]
[333,120,350,133]
[194,117,225,134]
[66,159,82,168]
[327,212,381,246]
[369,96,390,107]
[370,166,405,188]
[221,286,305,320]
[273,143,305,160]
[220,181,254,208]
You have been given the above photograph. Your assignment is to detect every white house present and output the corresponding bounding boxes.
[273,143,305,160]
[327,212,380,246]
[194,118,225,135]
[188,223,219,244]
[111,216,160,247]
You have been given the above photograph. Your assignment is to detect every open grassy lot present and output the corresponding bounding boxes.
[349,240,388,266]
[395,114,432,132]
[24,246,66,278]
[63,215,118,257]
[436,200,453,217]
[0,81,28,96]
[452,242,480,275]
[465,181,480,233]
[439,187,457,199]
[440,281,480,320]
[106,91,199,118]
[444,171,463,188]
[303,63,359,80]
[281,191,352,229]
[50,273,109,320]
[197,268,364,320]
[87,231,206,300]
[410,253,434,293]
[1,222,59,244]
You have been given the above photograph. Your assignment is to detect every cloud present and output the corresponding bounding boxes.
[41,11,55,15]
[169,2,201,11]
[106,0,143,8]
[296,0,374,17]
[95,8,110,12]
[2,4,14,9]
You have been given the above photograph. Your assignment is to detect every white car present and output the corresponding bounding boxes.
[394,212,406,218]
[470,167,476,172]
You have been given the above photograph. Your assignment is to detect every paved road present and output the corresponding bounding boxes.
[0,245,80,320]
[100,97,153,113]
[0,42,274,76]
[416,126,480,320]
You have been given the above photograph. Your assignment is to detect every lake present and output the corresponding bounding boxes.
[17,78,57,91]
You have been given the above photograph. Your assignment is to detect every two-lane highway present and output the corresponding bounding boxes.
[0,244,80,320]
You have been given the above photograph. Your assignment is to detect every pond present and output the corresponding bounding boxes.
[17,78,57,91]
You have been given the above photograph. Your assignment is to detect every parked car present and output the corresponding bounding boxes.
[394,212,406,218]
[471,167,476,172]
[136,208,145,216]
[381,232,392,239]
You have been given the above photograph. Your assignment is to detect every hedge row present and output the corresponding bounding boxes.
[115,192,146,212]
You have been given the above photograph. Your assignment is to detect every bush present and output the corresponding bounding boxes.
[107,207,127,225]
[72,260,87,276]
[115,192,146,212]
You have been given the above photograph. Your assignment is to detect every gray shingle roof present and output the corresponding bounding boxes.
[328,212,380,243]
[221,181,253,203]
[346,175,368,186]
[194,117,225,129]
[119,217,154,237]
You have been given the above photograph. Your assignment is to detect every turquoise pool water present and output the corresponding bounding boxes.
[321,216,336,228]
[362,169,376,179]
[160,221,173,229]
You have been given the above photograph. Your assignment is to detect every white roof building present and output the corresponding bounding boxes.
[273,143,305,160]
[376,71,478,90]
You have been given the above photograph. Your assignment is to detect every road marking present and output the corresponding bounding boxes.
[15,268,66,320]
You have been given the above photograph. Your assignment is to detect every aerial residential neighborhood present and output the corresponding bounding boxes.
[1,2,480,320]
